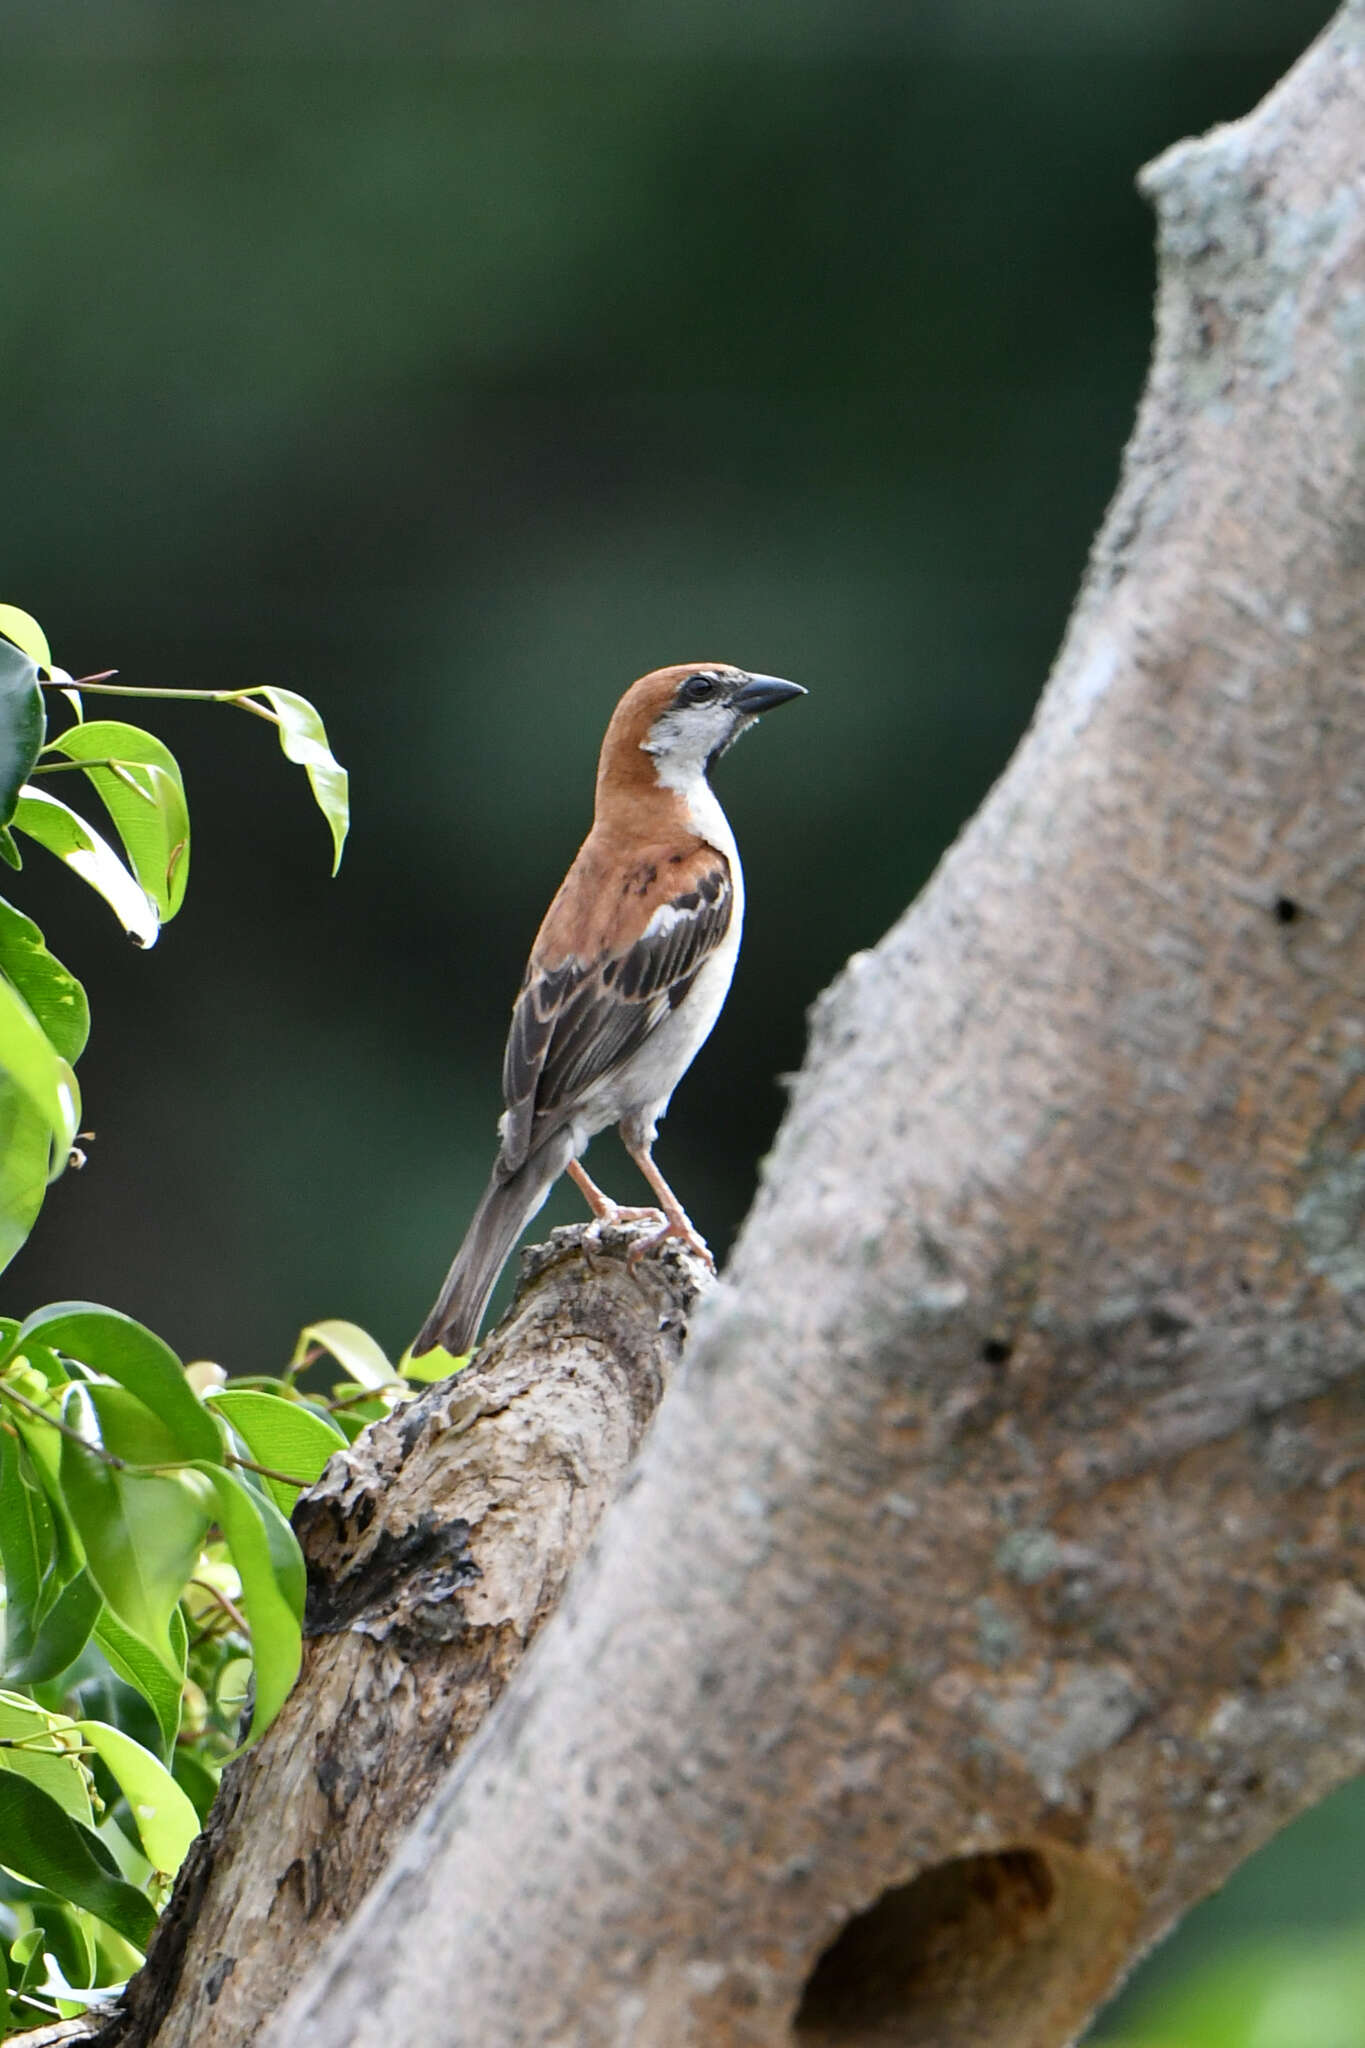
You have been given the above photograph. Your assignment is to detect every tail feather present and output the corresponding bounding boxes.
[412,1134,572,1358]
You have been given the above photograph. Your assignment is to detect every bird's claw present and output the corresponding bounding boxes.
[585,1203,666,1248]
[625,1216,716,1273]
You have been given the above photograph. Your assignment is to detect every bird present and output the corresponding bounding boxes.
[411,662,806,1358]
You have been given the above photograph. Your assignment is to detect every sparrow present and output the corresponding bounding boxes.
[412,662,806,1358]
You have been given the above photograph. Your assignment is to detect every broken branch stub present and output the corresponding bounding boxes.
[97,1225,706,2048]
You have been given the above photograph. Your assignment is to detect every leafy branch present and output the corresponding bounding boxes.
[0,603,349,1277]
[0,601,372,2035]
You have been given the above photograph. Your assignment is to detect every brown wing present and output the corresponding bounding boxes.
[497,860,733,1175]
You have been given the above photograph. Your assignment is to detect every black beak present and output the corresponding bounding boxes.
[731,674,807,715]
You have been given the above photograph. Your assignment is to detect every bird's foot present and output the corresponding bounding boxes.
[625,1211,716,1274]
[569,1158,663,1234]
[583,1204,667,1270]
[585,1201,666,1239]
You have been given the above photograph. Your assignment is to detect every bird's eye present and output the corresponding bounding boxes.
[681,674,718,705]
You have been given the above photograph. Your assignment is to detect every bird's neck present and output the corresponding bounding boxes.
[649,756,738,868]
[595,745,738,867]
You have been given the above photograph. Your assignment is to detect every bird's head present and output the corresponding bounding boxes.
[601,664,806,800]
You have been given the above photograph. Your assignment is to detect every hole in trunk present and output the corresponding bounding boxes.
[793,1843,1138,2047]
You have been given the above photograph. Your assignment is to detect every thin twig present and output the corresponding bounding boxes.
[323,1383,396,1415]
[0,1383,124,1466]
[56,679,281,724]
[189,1576,251,1639]
[0,1731,95,1756]
[227,1450,310,1488]
[30,757,159,800]
[283,1342,324,1389]
[0,1389,307,1487]
[227,695,282,724]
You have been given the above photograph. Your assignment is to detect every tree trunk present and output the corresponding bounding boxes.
[21,8,1365,2046]
[265,8,1365,2044]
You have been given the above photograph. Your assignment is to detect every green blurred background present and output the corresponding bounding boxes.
[4,2,1362,2040]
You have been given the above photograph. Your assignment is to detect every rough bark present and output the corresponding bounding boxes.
[249,8,1365,2045]
[83,1226,705,2048]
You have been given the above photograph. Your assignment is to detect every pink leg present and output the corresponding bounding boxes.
[619,1139,715,1271]
[567,1157,662,1227]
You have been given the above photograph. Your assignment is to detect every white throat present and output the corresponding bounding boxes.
[648,750,741,874]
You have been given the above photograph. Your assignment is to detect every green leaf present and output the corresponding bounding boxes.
[10,787,158,948]
[98,1928,155,1996]
[58,1397,210,1681]
[85,1384,194,1468]
[0,1690,92,1823]
[10,1304,222,1462]
[29,1895,97,1996]
[11,1336,73,1394]
[191,1465,303,1747]
[8,1931,42,1972]
[9,1924,44,1995]
[10,1410,85,1586]
[0,897,90,1062]
[0,970,80,1157]
[70,1722,199,1877]
[94,1608,184,1759]
[0,638,44,831]
[0,1944,13,2031]
[96,1811,153,1890]
[325,1404,380,1444]
[3,1571,101,1687]
[169,1746,219,1829]
[294,1317,395,1390]
[0,1035,81,1279]
[0,1424,50,1668]
[0,605,52,670]
[215,1655,252,1720]
[257,687,349,874]
[207,1388,345,1515]
[45,722,190,920]
[0,1774,156,1947]
[400,1343,467,1383]
[0,1089,54,1273]
[0,826,20,870]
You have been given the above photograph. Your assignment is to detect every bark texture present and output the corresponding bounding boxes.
[256,8,1365,2044]
[92,1225,706,2048]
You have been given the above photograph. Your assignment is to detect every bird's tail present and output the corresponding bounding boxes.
[411,1134,571,1358]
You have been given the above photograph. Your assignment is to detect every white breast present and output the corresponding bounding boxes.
[616,911,742,1128]
[576,767,744,1146]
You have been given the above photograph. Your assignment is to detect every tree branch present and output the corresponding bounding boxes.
[92,1225,706,2048]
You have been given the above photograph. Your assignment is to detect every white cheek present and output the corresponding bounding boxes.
[643,705,734,780]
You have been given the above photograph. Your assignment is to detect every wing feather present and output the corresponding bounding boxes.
[496,857,733,1175]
